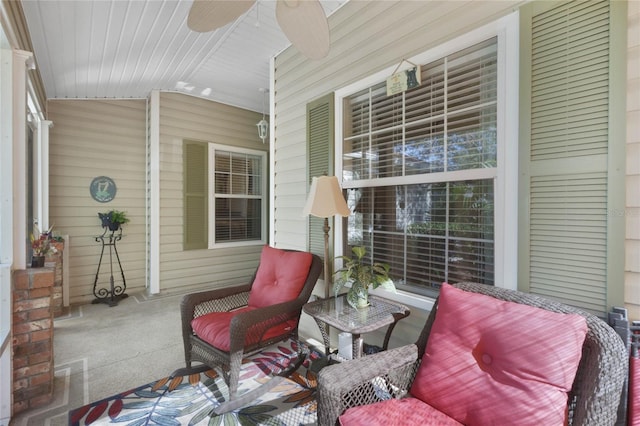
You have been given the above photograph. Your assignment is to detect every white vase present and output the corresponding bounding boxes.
[347,287,369,309]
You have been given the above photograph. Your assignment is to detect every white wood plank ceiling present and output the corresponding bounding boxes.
[21,0,346,112]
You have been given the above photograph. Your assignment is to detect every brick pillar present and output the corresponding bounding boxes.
[46,241,64,317]
[12,268,55,415]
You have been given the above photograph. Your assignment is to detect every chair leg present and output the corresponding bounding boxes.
[169,364,210,378]
[213,376,287,414]
[227,350,243,398]
[276,343,309,378]
[212,339,310,414]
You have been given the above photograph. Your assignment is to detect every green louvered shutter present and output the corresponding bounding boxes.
[307,93,335,259]
[520,0,625,317]
[184,141,208,250]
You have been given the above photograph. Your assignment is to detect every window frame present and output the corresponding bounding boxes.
[207,143,268,249]
[333,13,519,310]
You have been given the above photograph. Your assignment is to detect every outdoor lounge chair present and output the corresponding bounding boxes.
[180,245,322,413]
[317,282,628,426]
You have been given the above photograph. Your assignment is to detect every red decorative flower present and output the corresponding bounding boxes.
[30,225,56,256]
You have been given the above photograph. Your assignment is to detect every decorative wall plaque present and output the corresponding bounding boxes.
[386,59,421,96]
[90,176,117,203]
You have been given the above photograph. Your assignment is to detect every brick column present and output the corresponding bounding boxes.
[12,267,54,414]
[46,241,64,317]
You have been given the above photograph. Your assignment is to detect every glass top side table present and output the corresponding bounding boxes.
[303,294,410,358]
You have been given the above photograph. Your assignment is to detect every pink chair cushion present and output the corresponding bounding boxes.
[339,397,463,426]
[247,245,313,308]
[410,283,588,426]
[191,307,297,352]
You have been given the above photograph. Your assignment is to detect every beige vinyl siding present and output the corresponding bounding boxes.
[626,1,640,320]
[273,1,520,345]
[48,99,147,304]
[157,92,267,292]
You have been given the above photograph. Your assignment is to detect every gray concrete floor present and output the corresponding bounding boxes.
[10,291,186,425]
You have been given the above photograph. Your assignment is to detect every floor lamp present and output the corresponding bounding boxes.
[302,176,350,300]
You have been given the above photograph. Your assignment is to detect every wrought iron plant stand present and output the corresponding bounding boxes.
[92,226,128,306]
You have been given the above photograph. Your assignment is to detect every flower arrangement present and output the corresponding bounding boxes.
[30,225,57,257]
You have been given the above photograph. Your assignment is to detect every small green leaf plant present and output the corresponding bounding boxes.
[333,246,396,309]
[98,210,130,231]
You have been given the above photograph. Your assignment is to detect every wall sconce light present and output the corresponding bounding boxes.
[257,88,269,143]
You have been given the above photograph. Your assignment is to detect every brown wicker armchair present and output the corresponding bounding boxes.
[317,282,628,426]
[180,246,322,413]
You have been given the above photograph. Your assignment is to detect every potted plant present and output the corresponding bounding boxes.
[98,210,130,232]
[30,225,57,267]
[333,246,396,309]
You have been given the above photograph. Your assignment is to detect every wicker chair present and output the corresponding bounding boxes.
[180,247,322,413]
[317,282,628,426]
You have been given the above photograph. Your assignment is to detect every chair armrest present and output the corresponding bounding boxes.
[180,284,252,343]
[317,344,419,426]
[228,298,307,353]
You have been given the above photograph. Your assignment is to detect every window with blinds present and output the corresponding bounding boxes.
[210,145,267,246]
[341,38,498,298]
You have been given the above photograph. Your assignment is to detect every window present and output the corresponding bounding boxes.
[209,145,267,247]
[335,16,518,301]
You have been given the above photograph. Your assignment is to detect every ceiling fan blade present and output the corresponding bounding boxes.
[276,0,330,60]
[187,0,256,33]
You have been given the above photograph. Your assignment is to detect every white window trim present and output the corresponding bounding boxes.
[333,12,519,311]
[208,143,268,249]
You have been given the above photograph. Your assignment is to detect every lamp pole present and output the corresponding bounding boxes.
[303,176,350,356]
[323,217,331,299]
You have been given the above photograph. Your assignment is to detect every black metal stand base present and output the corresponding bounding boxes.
[92,292,128,307]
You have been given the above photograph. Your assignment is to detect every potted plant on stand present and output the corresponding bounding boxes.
[98,210,130,232]
[333,246,396,309]
[30,225,56,267]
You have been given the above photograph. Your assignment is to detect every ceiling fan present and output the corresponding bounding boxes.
[187,0,330,60]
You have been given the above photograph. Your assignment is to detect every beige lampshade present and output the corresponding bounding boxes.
[303,176,350,218]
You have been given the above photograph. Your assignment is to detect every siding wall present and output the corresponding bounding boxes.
[156,92,267,292]
[273,0,637,343]
[48,93,267,302]
[273,0,520,345]
[48,99,147,304]
[626,1,640,319]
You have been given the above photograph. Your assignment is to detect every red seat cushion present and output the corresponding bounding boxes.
[247,245,313,308]
[339,397,463,426]
[410,283,588,426]
[191,307,297,352]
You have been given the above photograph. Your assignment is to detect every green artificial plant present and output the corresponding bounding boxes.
[99,210,130,231]
[333,246,396,309]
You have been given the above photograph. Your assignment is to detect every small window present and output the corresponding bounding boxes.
[209,144,267,247]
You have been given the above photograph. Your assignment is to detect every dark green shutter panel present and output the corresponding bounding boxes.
[521,0,623,317]
[184,141,208,250]
[307,93,335,258]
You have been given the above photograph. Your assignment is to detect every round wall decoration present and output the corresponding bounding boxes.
[90,176,117,203]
